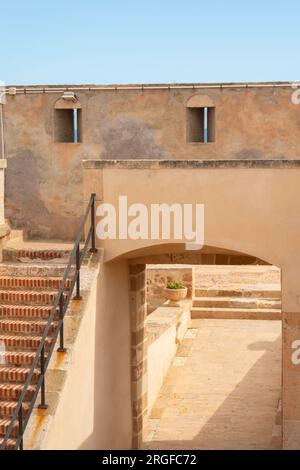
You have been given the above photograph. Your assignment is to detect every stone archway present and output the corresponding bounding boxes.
[128,250,279,449]
[83,158,300,449]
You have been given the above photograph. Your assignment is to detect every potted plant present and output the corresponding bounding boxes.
[164,280,188,306]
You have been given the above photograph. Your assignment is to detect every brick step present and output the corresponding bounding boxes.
[0,276,72,291]
[0,304,59,320]
[0,437,18,450]
[0,263,71,278]
[0,383,35,401]
[0,351,44,367]
[191,307,281,320]
[0,334,52,351]
[0,418,19,438]
[0,366,40,384]
[0,290,67,306]
[3,248,70,262]
[0,401,29,419]
[192,296,282,309]
[194,287,281,299]
[0,319,57,335]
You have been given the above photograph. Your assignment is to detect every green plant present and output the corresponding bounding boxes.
[166,280,185,290]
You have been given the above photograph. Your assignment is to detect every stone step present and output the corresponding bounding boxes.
[0,334,52,351]
[0,319,57,335]
[0,290,67,306]
[0,384,35,401]
[0,401,29,419]
[0,351,43,367]
[3,248,70,262]
[191,307,281,320]
[0,304,59,320]
[192,296,281,309]
[0,366,39,384]
[0,418,19,438]
[194,287,281,299]
[0,437,18,450]
[0,276,72,291]
[0,263,71,278]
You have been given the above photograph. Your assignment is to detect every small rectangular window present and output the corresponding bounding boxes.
[55,109,82,143]
[187,107,215,143]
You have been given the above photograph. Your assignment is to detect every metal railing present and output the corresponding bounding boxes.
[0,193,97,450]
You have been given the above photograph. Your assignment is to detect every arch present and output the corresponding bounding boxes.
[125,241,280,448]
[186,94,214,108]
[54,93,82,110]
[109,242,272,266]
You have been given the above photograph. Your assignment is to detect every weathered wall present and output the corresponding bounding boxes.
[3,84,300,238]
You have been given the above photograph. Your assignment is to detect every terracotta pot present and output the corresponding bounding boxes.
[164,287,187,306]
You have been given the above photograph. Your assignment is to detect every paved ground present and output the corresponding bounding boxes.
[144,318,281,450]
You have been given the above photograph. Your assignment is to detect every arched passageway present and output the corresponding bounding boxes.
[84,159,300,450]
[128,253,282,450]
[144,264,281,449]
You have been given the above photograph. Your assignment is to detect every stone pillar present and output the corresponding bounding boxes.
[282,311,300,448]
[281,266,300,449]
[129,263,148,449]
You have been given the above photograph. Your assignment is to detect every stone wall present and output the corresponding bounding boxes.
[146,265,193,314]
[3,84,300,239]
[129,264,148,449]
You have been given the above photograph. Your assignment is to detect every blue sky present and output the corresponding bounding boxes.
[1,0,299,85]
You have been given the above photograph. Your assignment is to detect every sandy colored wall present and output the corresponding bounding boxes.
[3,85,300,238]
[42,258,132,450]
[146,302,191,413]
[83,160,300,449]
[85,162,300,311]
[147,325,177,413]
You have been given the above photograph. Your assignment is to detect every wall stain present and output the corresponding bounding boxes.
[5,150,80,240]
[101,116,170,159]
[30,408,47,445]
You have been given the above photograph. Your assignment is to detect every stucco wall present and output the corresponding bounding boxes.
[3,84,300,238]
[42,257,132,450]
[146,302,191,413]
[82,159,300,449]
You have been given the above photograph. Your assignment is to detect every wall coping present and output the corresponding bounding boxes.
[82,159,300,170]
[145,300,192,346]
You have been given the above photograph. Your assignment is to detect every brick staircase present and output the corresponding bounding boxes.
[191,287,281,320]
[0,244,73,449]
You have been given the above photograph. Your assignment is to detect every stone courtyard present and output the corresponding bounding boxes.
[144,318,281,450]
[143,264,282,450]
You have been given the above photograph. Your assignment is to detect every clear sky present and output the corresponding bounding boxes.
[1,0,299,85]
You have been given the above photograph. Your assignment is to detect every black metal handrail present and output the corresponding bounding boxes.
[0,193,97,450]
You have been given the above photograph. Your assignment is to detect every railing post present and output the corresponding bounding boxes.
[18,407,23,451]
[38,346,48,410]
[90,193,97,254]
[57,293,67,353]
[73,245,82,300]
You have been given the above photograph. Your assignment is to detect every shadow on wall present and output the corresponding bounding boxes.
[144,335,282,450]
[5,150,82,240]
[101,116,171,159]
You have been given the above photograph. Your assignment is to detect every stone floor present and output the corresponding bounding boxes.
[144,318,282,450]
